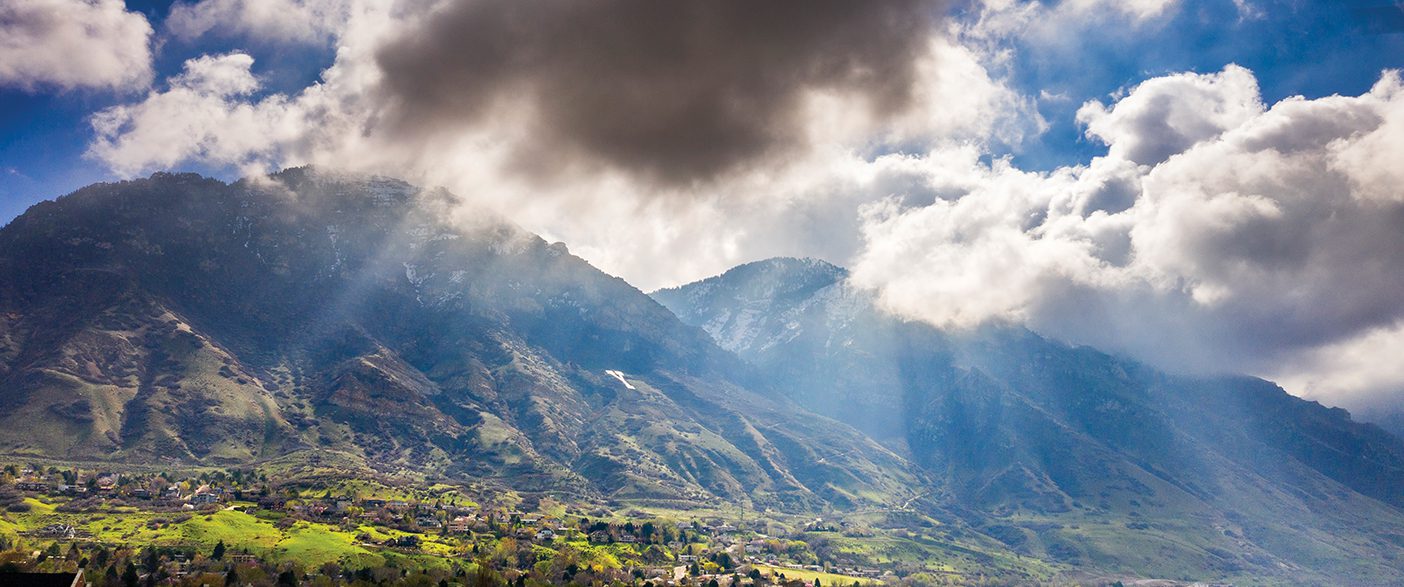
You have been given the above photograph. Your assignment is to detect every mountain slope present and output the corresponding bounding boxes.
[0,171,919,512]
[654,257,1404,584]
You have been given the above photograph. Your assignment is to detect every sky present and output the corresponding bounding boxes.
[2,0,1404,414]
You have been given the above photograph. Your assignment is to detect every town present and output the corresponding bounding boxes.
[0,462,1005,586]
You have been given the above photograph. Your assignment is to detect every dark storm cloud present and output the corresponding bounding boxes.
[373,0,941,186]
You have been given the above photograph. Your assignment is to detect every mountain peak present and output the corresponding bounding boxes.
[653,256,846,306]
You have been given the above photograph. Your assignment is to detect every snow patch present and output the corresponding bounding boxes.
[605,370,636,390]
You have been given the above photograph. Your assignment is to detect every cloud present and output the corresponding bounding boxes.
[850,66,1404,409]
[87,53,304,176]
[0,0,153,91]
[83,0,1040,290]
[371,0,945,188]
[1076,65,1263,165]
[165,0,350,44]
[962,0,1180,53]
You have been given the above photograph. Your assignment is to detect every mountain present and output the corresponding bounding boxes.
[0,170,920,512]
[654,257,1404,584]
[10,171,1404,583]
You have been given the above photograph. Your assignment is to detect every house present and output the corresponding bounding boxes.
[535,529,555,542]
[589,530,611,543]
[416,516,442,529]
[131,488,151,499]
[448,516,472,533]
[229,554,259,564]
[387,535,420,548]
[95,475,118,491]
[162,485,182,499]
[35,524,78,539]
[362,499,387,509]
[618,534,638,544]
[191,492,220,506]
[677,554,697,563]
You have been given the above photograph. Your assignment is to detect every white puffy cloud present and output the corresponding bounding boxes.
[1076,65,1263,165]
[0,0,153,91]
[87,53,304,176]
[165,0,350,44]
[851,66,1404,408]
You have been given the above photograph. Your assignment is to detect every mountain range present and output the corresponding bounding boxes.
[4,169,1404,583]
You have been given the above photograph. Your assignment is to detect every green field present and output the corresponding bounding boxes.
[4,504,396,569]
[753,563,882,585]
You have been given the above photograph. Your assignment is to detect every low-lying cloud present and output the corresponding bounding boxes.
[851,65,1404,409]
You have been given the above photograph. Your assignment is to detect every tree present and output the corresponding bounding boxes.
[212,540,226,561]
[122,561,140,587]
[469,565,504,587]
[225,567,239,587]
[277,569,298,586]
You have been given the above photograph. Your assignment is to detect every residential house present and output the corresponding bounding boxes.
[95,475,118,491]
[35,524,78,539]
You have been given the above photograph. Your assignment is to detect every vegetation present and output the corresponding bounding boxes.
[0,459,1069,586]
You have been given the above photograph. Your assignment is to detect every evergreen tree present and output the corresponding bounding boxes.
[225,566,239,587]
[212,540,226,561]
